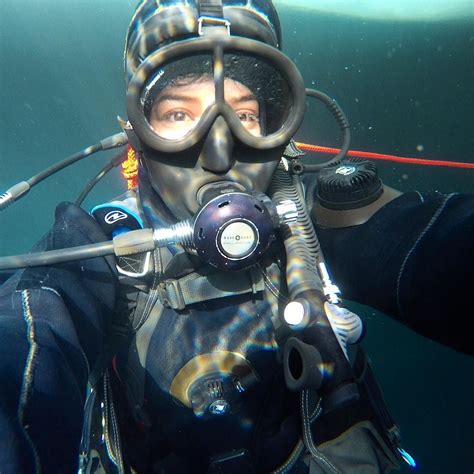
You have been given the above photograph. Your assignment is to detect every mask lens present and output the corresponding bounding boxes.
[142,55,214,140]
[222,52,293,136]
[222,75,262,137]
[141,52,294,142]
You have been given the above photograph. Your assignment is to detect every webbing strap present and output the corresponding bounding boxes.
[158,266,265,310]
[198,0,224,19]
[197,0,230,36]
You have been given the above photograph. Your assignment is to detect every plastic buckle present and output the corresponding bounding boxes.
[198,16,231,36]
[160,279,186,310]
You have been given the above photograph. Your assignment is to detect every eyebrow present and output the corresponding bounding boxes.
[154,93,258,106]
[228,94,258,104]
[153,94,200,105]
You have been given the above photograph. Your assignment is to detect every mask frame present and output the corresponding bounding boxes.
[126,35,306,155]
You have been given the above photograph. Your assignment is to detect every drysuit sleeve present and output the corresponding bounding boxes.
[315,191,474,355]
[0,202,117,473]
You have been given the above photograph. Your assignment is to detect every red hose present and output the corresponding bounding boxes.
[295,142,474,169]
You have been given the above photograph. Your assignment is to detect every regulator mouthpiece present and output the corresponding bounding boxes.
[196,181,246,206]
[152,191,297,271]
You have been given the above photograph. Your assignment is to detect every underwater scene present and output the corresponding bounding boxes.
[0,0,473,472]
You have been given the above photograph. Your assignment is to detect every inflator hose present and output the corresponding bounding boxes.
[269,164,358,412]
[269,163,324,294]
[269,163,323,297]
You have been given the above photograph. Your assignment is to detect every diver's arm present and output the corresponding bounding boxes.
[314,191,474,355]
[0,202,117,472]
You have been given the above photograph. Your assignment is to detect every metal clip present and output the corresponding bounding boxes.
[198,16,231,36]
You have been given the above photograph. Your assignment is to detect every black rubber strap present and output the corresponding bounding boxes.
[198,0,224,18]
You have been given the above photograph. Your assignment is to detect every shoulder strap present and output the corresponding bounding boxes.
[158,266,265,310]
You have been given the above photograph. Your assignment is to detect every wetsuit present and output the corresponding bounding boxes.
[315,190,474,356]
[0,182,472,472]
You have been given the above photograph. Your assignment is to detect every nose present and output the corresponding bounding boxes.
[198,117,234,173]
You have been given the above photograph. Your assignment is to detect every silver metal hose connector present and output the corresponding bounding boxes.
[275,200,298,224]
[318,262,341,305]
[0,182,31,211]
[152,220,194,248]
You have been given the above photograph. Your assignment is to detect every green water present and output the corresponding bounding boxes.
[1,1,473,472]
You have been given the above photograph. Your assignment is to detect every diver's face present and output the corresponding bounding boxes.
[144,76,280,221]
[149,77,262,139]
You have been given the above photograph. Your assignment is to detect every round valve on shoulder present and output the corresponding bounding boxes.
[193,193,276,271]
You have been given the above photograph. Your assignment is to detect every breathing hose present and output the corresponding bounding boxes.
[303,88,351,172]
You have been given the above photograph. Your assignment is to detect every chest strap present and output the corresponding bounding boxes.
[157,266,265,310]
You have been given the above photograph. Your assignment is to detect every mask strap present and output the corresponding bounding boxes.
[198,0,224,19]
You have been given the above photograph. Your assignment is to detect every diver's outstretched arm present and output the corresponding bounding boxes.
[0,202,117,472]
[315,191,474,355]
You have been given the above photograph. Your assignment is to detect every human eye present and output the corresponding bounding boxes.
[236,110,261,136]
[160,110,193,122]
[236,111,259,123]
[149,105,196,139]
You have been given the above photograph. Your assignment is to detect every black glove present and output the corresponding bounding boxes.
[17,201,118,367]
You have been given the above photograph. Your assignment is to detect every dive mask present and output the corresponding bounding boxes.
[126,34,306,155]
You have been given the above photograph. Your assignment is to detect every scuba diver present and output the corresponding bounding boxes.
[0,0,472,472]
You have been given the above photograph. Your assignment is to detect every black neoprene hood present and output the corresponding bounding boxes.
[125,0,283,86]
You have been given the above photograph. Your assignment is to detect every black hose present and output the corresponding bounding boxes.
[303,88,351,172]
[269,164,323,297]
[0,241,115,271]
[76,160,116,207]
[1,132,127,212]
[75,151,128,207]
[28,144,103,187]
